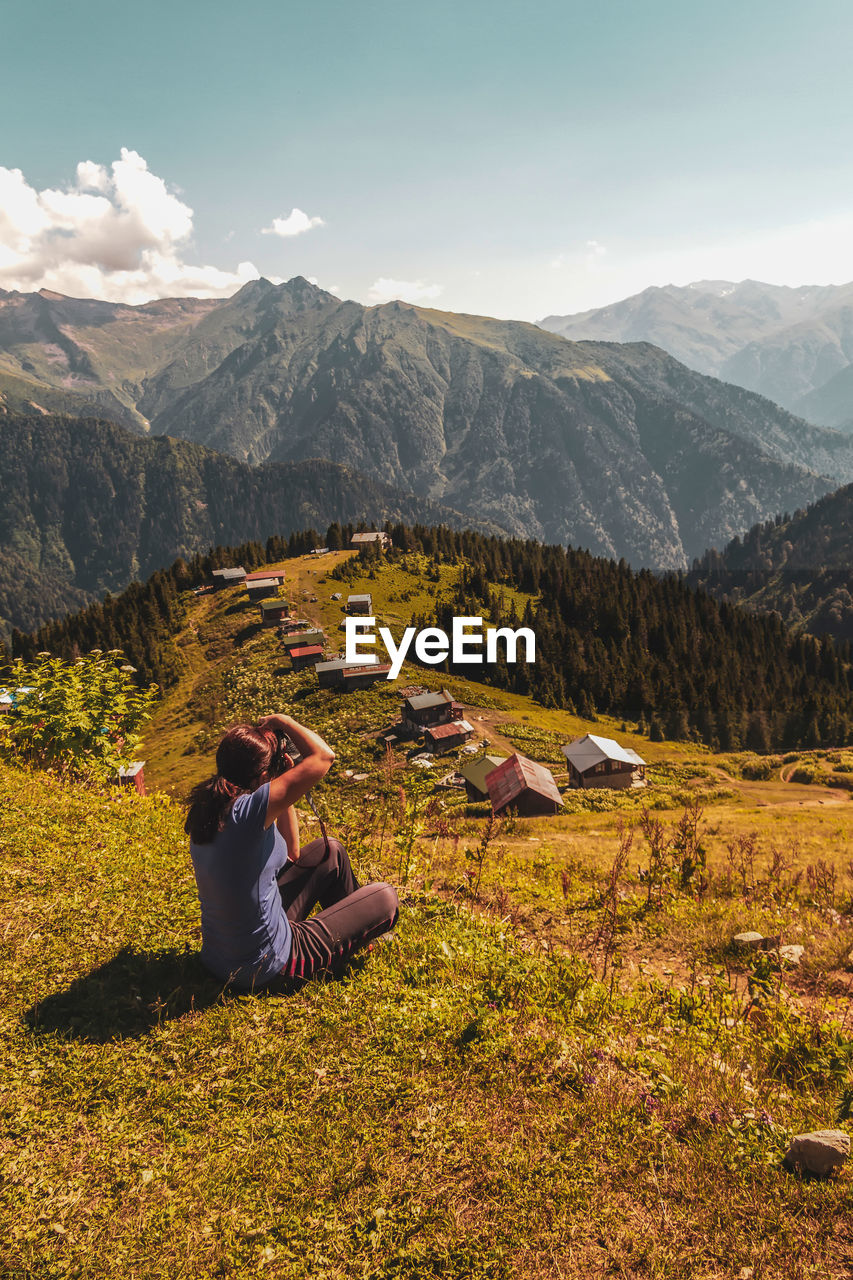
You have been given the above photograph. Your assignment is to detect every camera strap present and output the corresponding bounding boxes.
[305,789,330,854]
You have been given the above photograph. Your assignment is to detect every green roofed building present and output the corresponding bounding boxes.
[280,629,324,649]
[459,753,508,801]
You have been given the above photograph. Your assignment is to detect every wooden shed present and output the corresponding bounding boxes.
[116,761,147,796]
[347,593,373,614]
[562,734,646,789]
[486,754,563,816]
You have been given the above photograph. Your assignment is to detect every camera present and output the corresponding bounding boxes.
[267,725,301,776]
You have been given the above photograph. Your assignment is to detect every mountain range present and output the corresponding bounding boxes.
[541,279,853,428]
[2,278,853,578]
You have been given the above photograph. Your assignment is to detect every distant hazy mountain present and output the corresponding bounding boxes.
[688,483,853,641]
[0,412,493,640]
[2,278,853,569]
[541,279,853,425]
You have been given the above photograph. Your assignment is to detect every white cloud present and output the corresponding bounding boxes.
[0,149,268,303]
[367,277,443,304]
[262,208,325,238]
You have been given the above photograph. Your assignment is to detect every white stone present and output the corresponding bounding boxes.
[733,931,764,949]
[784,1129,850,1177]
[779,944,804,965]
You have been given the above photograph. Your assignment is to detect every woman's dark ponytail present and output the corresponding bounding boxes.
[184,723,275,844]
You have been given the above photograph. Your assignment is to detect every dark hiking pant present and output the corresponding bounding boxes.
[275,838,399,982]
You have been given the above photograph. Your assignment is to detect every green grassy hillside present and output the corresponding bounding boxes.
[3,548,853,1277]
[3,750,853,1279]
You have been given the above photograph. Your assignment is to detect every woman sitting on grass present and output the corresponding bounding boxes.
[185,714,399,990]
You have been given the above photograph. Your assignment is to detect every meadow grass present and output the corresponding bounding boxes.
[2,756,853,1277]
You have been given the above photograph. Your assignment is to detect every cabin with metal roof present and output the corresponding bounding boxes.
[289,644,324,671]
[280,629,325,650]
[245,569,287,583]
[402,689,457,730]
[459,753,508,801]
[316,659,350,688]
[562,734,647,789]
[423,719,476,754]
[316,658,392,691]
[486,754,563,816]
[210,566,246,589]
[347,593,373,614]
[245,577,281,601]
[340,664,392,691]
[350,531,390,551]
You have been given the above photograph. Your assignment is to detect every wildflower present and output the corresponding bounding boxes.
[709,1108,722,1125]
[583,1071,597,1087]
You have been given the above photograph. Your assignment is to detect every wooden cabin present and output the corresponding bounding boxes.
[350,532,390,551]
[210,566,246,589]
[280,629,325,651]
[459,753,508,801]
[423,719,476,754]
[401,689,457,731]
[347,593,373,614]
[562,734,647,789]
[245,569,287,601]
[245,577,280,601]
[259,599,291,627]
[486,754,563,816]
[289,644,324,671]
[316,660,350,688]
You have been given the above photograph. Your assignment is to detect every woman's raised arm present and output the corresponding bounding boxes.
[257,714,335,829]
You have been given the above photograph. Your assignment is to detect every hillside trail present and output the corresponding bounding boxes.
[705,764,849,810]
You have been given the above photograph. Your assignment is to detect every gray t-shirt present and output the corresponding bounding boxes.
[190,782,292,988]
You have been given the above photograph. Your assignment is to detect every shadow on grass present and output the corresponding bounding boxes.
[235,621,263,644]
[24,946,227,1042]
[24,945,370,1042]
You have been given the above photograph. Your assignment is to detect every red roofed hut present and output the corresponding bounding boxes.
[290,644,324,671]
[423,719,476,754]
[486,753,563,817]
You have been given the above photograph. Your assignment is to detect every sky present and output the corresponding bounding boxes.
[3,0,853,318]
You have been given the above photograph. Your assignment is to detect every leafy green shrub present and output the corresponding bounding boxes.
[0,650,157,780]
[739,755,782,781]
[789,763,822,785]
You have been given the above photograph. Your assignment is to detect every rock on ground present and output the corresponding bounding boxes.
[784,1129,850,1177]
